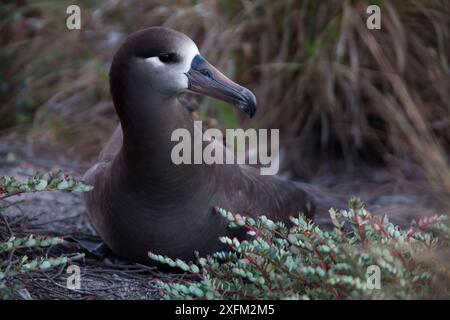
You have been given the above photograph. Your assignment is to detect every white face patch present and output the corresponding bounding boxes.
[175,41,200,90]
[144,56,166,68]
[144,40,199,72]
[141,38,200,93]
[179,41,200,73]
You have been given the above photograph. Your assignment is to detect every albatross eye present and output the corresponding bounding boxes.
[158,53,179,64]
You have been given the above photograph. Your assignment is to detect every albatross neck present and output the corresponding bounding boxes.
[112,82,221,192]
[119,93,189,151]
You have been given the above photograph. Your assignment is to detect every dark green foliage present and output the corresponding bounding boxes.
[0,170,93,197]
[151,198,450,299]
[0,171,92,299]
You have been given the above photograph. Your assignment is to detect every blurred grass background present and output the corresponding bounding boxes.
[0,0,449,207]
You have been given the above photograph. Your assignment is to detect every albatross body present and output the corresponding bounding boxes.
[83,27,315,265]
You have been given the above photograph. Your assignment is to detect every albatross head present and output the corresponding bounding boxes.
[111,27,257,117]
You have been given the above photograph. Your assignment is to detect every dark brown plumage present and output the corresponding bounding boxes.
[83,27,315,265]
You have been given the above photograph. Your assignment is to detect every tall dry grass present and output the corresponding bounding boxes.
[1,0,449,204]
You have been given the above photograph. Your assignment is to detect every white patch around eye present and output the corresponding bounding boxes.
[145,56,165,68]
[180,41,200,73]
[141,39,200,91]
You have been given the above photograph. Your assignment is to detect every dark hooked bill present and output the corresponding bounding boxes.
[186,55,257,118]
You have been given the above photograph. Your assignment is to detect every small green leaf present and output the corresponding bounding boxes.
[34,179,48,191]
[57,180,69,190]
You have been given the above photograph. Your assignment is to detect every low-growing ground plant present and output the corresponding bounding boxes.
[2,170,449,300]
[0,171,92,299]
[150,198,450,299]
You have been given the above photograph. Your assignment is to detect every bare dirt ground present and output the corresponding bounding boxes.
[0,137,444,299]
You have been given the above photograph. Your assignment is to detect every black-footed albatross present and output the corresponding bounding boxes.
[83,27,315,265]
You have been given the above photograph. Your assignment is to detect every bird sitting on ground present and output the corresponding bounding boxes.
[83,27,315,265]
